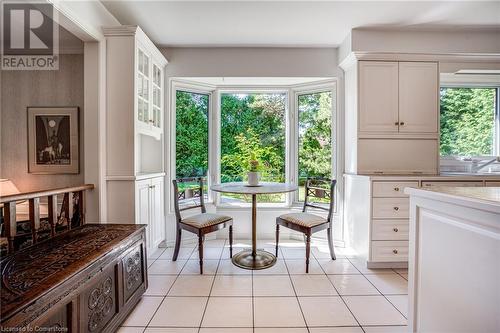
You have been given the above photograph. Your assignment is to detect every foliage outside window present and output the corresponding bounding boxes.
[220,93,286,203]
[175,91,209,193]
[298,91,333,201]
[440,87,497,156]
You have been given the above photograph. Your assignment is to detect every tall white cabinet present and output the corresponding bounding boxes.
[103,26,168,254]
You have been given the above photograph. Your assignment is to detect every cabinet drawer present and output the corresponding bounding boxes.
[372,241,409,262]
[372,219,409,240]
[372,181,419,198]
[421,181,483,188]
[372,198,409,219]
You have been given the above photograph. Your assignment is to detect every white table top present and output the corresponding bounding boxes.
[211,182,298,195]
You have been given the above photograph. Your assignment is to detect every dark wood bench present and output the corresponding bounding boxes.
[1,223,147,332]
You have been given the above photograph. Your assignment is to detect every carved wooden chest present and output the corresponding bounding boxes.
[0,224,148,332]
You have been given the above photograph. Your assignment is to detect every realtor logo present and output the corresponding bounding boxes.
[1,1,59,70]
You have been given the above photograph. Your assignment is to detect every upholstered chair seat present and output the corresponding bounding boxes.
[182,213,232,228]
[278,212,326,228]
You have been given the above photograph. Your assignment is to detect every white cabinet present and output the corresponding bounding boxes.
[358,60,438,136]
[399,62,438,133]
[359,61,399,133]
[136,47,164,139]
[104,26,168,253]
[136,177,165,253]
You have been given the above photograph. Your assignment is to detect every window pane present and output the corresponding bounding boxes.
[220,93,286,204]
[440,88,496,156]
[298,91,333,201]
[176,91,209,178]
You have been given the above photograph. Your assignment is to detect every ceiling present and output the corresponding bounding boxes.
[100,1,500,47]
[175,77,333,86]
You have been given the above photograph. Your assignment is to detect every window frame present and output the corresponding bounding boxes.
[439,79,500,159]
[169,79,340,212]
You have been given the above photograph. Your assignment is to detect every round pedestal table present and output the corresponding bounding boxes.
[210,182,298,270]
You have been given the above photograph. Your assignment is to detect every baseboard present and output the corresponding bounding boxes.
[367,261,408,269]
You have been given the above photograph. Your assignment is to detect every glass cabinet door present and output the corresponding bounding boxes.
[152,64,162,128]
[137,48,150,125]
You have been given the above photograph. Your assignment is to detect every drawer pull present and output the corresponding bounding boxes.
[393,187,400,192]
[399,122,405,126]
[393,249,398,254]
[393,227,399,232]
[394,121,399,126]
[393,207,399,211]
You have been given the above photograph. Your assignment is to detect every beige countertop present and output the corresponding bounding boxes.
[344,173,500,181]
[414,186,500,204]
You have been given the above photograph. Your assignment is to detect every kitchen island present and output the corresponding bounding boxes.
[405,186,500,333]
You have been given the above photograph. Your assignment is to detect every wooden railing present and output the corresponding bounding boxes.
[0,184,94,254]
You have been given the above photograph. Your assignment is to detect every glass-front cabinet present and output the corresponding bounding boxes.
[137,47,163,139]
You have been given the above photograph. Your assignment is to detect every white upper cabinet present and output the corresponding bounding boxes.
[136,45,164,139]
[359,61,399,133]
[358,60,438,137]
[398,62,438,133]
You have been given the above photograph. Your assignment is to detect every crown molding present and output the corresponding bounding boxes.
[102,25,139,37]
[340,51,500,71]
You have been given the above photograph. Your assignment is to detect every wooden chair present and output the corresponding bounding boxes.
[172,177,233,274]
[275,178,336,273]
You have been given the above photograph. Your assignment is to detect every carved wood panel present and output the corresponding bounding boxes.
[122,244,144,302]
[80,267,117,333]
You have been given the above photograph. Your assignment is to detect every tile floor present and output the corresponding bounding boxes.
[117,239,408,333]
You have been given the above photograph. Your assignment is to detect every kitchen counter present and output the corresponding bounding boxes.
[346,173,500,181]
[405,186,500,333]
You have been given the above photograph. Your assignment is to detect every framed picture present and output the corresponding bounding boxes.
[27,107,79,174]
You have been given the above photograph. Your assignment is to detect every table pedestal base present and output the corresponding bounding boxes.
[231,249,277,270]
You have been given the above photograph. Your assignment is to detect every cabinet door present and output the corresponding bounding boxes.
[399,62,438,133]
[149,177,165,249]
[137,48,151,127]
[136,180,151,245]
[151,63,163,130]
[359,61,399,133]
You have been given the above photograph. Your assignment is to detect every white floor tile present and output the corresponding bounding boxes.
[317,259,360,274]
[217,260,252,275]
[116,327,145,333]
[343,296,407,326]
[387,295,409,318]
[221,246,245,258]
[348,258,395,275]
[149,297,207,327]
[149,260,186,275]
[148,248,166,260]
[254,297,306,327]
[255,329,308,333]
[253,259,288,275]
[280,247,307,259]
[122,296,163,326]
[180,259,219,275]
[200,329,253,333]
[285,258,324,274]
[203,239,227,247]
[311,247,337,259]
[328,275,380,296]
[168,275,214,296]
[201,297,253,327]
[291,275,338,296]
[145,275,177,296]
[159,247,195,260]
[362,326,408,333]
[365,273,408,295]
[309,328,363,333]
[145,329,198,333]
[211,275,252,296]
[253,275,295,296]
[299,296,358,327]
[190,247,223,259]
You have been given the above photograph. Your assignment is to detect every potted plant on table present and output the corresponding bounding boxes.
[247,156,261,186]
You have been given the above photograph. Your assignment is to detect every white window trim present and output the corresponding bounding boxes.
[168,79,340,212]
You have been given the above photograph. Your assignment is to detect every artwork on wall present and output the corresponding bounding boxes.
[27,107,79,174]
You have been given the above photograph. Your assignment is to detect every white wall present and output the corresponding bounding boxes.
[160,47,344,244]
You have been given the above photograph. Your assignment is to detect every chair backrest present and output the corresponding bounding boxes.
[172,177,206,222]
[302,178,336,222]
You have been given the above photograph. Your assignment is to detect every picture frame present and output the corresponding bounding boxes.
[27,107,79,174]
